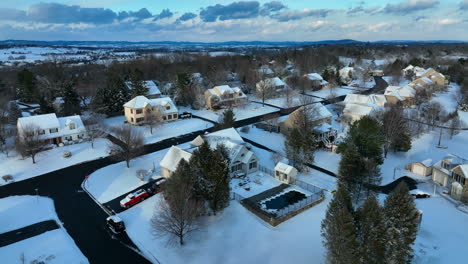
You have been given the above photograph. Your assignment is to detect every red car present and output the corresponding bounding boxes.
[120,189,149,208]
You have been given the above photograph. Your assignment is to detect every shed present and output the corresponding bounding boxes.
[408,159,433,176]
[274,162,298,184]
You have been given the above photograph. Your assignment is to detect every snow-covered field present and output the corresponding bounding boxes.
[180,102,278,122]
[103,116,213,144]
[118,193,329,264]
[0,139,110,186]
[0,196,88,264]
[84,146,171,203]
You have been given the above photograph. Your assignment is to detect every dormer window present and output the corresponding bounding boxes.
[166,105,171,110]
[69,122,76,130]
[442,161,450,170]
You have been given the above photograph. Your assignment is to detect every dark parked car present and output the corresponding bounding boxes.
[106,216,125,234]
[179,112,192,119]
[147,177,167,194]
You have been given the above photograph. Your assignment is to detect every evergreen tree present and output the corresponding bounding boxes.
[61,81,81,116]
[338,145,369,203]
[390,130,412,153]
[8,101,22,125]
[207,145,230,214]
[384,182,419,264]
[284,127,315,171]
[321,184,360,264]
[165,159,193,199]
[356,195,386,264]
[338,116,384,165]
[38,96,55,114]
[128,68,148,98]
[175,73,195,106]
[94,71,129,114]
[218,109,236,129]
[17,69,37,103]
[188,141,214,200]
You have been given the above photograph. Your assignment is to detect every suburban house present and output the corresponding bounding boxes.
[159,128,259,178]
[258,65,274,77]
[384,85,416,106]
[278,103,335,141]
[418,68,448,86]
[257,77,287,94]
[125,80,162,99]
[204,85,248,109]
[17,113,87,146]
[339,66,354,84]
[341,93,385,123]
[403,65,425,77]
[275,162,298,184]
[305,73,329,90]
[160,146,193,178]
[123,96,178,125]
[407,159,433,177]
[432,155,468,201]
[410,77,435,90]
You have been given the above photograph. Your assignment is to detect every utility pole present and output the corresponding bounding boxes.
[437,126,443,147]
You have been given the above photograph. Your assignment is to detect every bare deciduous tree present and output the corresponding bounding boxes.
[382,105,407,157]
[83,113,106,148]
[151,182,203,245]
[109,125,144,168]
[146,109,163,135]
[16,124,48,164]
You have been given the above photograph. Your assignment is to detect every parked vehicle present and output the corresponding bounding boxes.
[179,112,192,119]
[120,189,149,208]
[106,215,125,234]
[147,177,167,194]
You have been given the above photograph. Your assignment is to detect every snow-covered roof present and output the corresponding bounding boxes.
[313,123,332,134]
[159,146,193,172]
[275,162,296,175]
[384,85,416,99]
[58,115,86,134]
[126,81,161,97]
[258,67,274,75]
[265,77,286,87]
[454,164,468,178]
[344,94,370,105]
[421,159,433,167]
[343,103,374,116]
[124,96,178,113]
[18,113,60,130]
[404,65,414,71]
[420,77,434,85]
[194,128,244,146]
[306,73,323,81]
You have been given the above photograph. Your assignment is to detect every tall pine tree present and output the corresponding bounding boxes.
[356,194,386,264]
[61,81,81,116]
[94,71,129,114]
[321,184,360,264]
[128,68,148,98]
[217,109,236,129]
[284,127,315,171]
[384,182,419,264]
[207,145,231,214]
[175,73,195,107]
[17,69,37,103]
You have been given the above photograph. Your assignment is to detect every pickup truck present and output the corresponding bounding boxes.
[120,189,149,208]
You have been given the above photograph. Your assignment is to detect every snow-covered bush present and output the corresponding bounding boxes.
[2,175,13,182]
[62,151,72,158]
[136,169,147,181]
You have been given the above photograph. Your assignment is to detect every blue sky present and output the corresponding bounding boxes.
[0,0,467,41]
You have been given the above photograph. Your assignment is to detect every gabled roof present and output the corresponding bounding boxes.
[18,113,60,130]
[125,80,161,96]
[58,115,86,134]
[265,77,286,87]
[124,96,178,113]
[343,103,374,116]
[306,73,323,81]
[275,162,297,175]
[160,146,193,172]
[384,85,416,99]
[453,164,468,178]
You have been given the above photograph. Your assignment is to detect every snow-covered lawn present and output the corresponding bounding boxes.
[0,196,88,264]
[85,146,172,203]
[179,102,278,122]
[412,183,468,264]
[103,116,213,144]
[430,83,460,113]
[231,172,282,198]
[0,139,111,186]
[238,126,285,154]
[381,130,468,184]
[118,193,329,264]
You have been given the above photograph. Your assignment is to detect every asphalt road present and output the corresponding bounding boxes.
[0,77,388,263]
[0,220,59,247]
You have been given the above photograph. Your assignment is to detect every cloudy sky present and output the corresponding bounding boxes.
[0,0,467,42]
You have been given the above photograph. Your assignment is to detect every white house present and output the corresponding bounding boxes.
[125,80,161,99]
[17,113,87,146]
[274,162,298,184]
[204,85,248,109]
[342,93,385,123]
[159,128,259,178]
[257,77,287,94]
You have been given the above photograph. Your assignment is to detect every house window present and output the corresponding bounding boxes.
[65,136,72,141]
[163,116,167,120]
[167,115,172,120]
[283,174,288,181]
[231,163,243,172]
[131,117,134,122]
[49,128,58,133]
[69,123,76,130]
[130,109,133,114]
[146,108,151,113]
[275,171,280,177]
[78,134,83,139]
[249,161,257,170]
[173,114,178,119]
[166,105,171,110]
[38,130,45,135]
[442,161,450,170]
[136,117,144,123]
[136,109,143,114]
